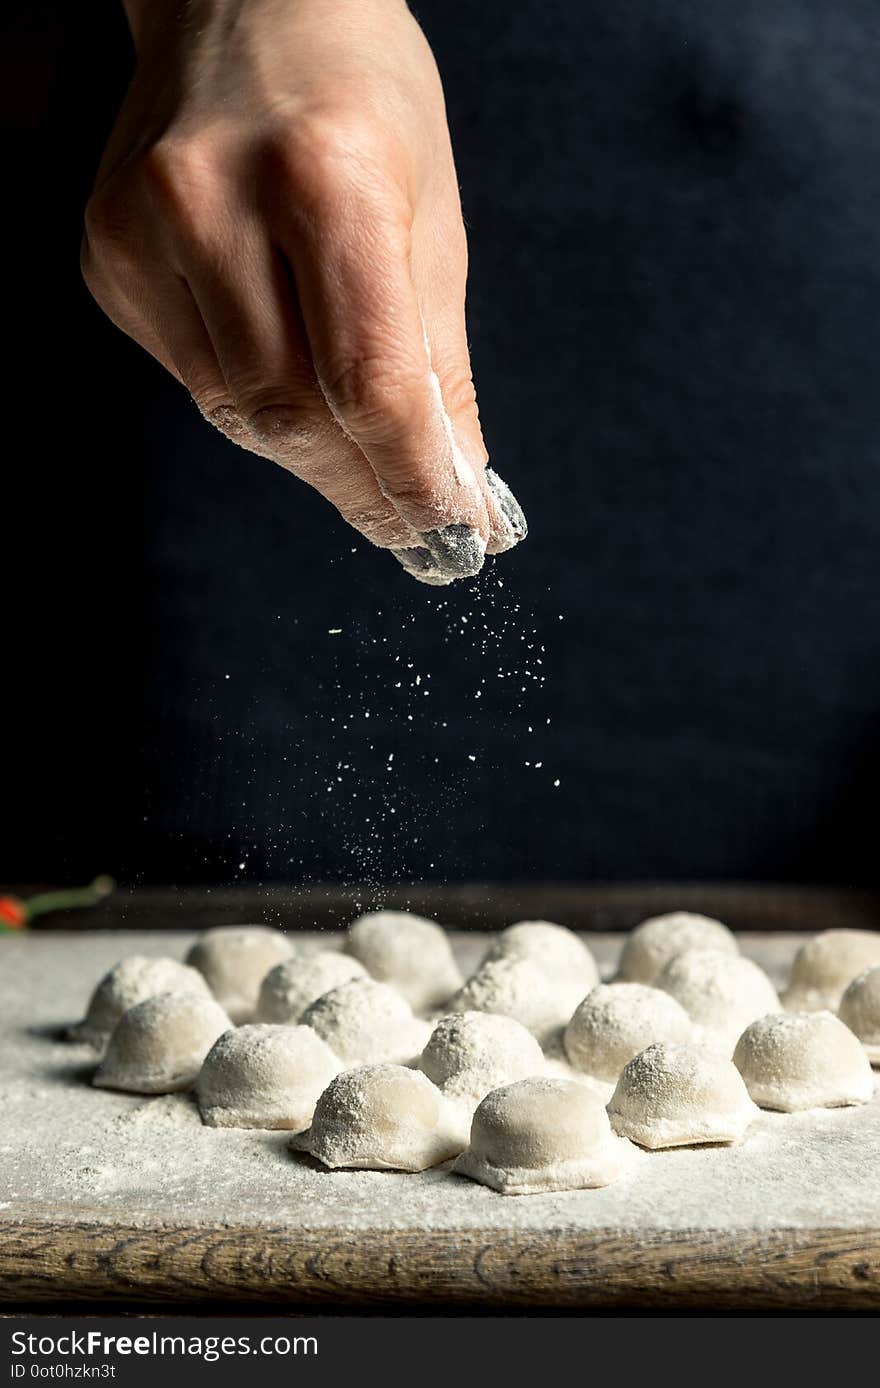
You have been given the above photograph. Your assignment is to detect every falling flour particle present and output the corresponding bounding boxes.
[343,911,463,1013]
[563,982,693,1084]
[68,956,212,1051]
[256,951,367,1024]
[300,977,431,1066]
[607,1042,759,1150]
[657,948,779,1054]
[838,965,880,1064]
[93,991,231,1095]
[616,912,738,986]
[196,1024,339,1130]
[453,1076,637,1195]
[418,1011,545,1111]
[290,1064,466,1171]
[782,929,880,1014]
[186,926,295,1024]
[732,1012,875,1112]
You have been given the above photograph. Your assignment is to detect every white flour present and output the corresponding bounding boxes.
[0,931,878,1234]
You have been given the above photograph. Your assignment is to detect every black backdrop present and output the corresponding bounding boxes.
[4,0,879,889]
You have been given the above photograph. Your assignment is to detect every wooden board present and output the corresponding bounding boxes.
[3,1217,878,1310]
[1,906,879,1311]
[18,881,880,934]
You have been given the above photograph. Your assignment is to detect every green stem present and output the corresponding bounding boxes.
[24,876,115,920]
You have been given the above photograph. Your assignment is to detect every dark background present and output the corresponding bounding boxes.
[4,1,879,889]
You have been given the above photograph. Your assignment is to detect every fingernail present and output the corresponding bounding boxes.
[390,545,459,587]
[390,546,436,577]
[486,469,528,544]
[390,527,487,586]
[421,524,487,579]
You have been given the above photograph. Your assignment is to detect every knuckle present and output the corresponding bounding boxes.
[139,139,222,242]
[79,234,105,297]
[141,138,214,195]
[438,368,479,420]
[324,355,421,437]
[276,110,403,213]
[288,109,383,172]
[83,176,138,254]
[188,378,231,411]
[244,401,324,455]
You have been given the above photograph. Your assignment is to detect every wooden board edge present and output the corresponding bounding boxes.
[0,1220,878,1309]
[15,882,880,933]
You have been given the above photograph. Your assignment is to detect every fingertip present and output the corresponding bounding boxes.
[484,468,528,554]
[422,523,487,578]
[390,523,487,586]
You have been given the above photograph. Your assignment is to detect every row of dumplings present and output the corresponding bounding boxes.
[68,912,880,1195]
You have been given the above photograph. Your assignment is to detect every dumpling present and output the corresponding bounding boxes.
[185,926,294,1023]
[300,978,430,1066]
[608,1042,759,1149]
[68,955,212,1049]
[617,912,738,985]
[419,1011,545,1109]
[290,1064,466,1171]
[256,951,367,1023]
[782,930,880,1014]
[196,1024,339,1129]
[450,956,587,1046]
[658,948,779,1053]
[481,921,599,992]
[93,991,231,1094]
[343,911,462,1012]
[453,1076,636,1194]
[733,1012,874,1110]
[838,965,880,1064]
[563,982,693,1083]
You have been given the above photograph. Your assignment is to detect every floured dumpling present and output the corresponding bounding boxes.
[782,930,880,1014]
[419,1011,545,1110]
[607,1042,759,1149]
[482,921,599,993]
[617,912,738,986]
[196,1024,339,1129]
[658,948,779,1053]
[68,955,212,1049]
[256,951,367,1024]
[563,982,693,1083]
[300,977,430,1066]
[838,965,880,1064]
[451,956,587,1046]
[290,1064,466,1171]
[93,991,231,1094]
[344,911,462,1012]
[453,1076,636,1195]
[733,1012,874,1111]
[186,926,295,1023]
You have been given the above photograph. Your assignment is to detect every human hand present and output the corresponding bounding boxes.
[82,0,526,582]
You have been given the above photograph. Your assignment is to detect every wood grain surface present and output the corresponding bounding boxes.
[1,1216,878,1310]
